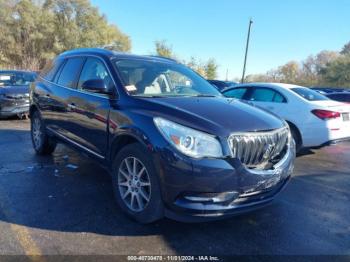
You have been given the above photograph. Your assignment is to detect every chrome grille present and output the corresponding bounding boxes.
[228,126,290,169]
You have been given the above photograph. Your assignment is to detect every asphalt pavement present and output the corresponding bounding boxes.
[0,118,349,257]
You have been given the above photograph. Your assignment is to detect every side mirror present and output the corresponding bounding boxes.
[81,79,111,94]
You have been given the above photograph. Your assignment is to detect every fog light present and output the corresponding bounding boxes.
[184,191,239,203]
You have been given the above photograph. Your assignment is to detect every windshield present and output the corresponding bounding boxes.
[114,59,222,97]
[0,72,37,86]
[291,88,329,101]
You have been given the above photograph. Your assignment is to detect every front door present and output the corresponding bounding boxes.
[66,57,116,158]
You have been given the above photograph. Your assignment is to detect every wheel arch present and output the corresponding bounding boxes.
[285,120,303,146]
[108,130,153,165]
[29,104,39,118]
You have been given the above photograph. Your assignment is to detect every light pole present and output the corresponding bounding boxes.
[241,18,253,83]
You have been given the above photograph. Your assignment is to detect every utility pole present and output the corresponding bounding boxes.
[226,69,228,81]
[241,18,253,83]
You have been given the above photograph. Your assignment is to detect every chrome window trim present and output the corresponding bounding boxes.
[39,54,119,100]
[47,127,105,160]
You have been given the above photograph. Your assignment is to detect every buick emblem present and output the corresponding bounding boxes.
[263,144,275,159]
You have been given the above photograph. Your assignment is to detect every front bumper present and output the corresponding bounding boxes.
[157,142,295,222]
[0,99,29,117]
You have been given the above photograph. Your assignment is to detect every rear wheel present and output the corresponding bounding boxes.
[112,143,163,223]
[31,110,56,155]
[17,113,29,120]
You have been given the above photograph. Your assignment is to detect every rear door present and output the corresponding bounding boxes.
[34,58,64,125]
[46,57,85,138]
[36,57,85,137]
[222,87,249,100]
[65,57,115,158]
[246,87,288,116]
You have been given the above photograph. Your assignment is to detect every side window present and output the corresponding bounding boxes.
[250,88,286,103]
[40,59,63,81]
[78,57,113,91]
[57,57,85,88]
[223,88,247,99]
[53,62,64,83]
[273,92,286,103]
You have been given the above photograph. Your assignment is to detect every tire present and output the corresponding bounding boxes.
[111,143,164,223]
[31,110,57,155]
[290,126,302,153]
[17,113,28,120]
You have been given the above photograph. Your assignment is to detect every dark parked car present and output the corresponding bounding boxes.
[0,70,37,118]
[326,92,350,104]
[207,79,237,91]
[311,87,349,94]
[30,48,295,223]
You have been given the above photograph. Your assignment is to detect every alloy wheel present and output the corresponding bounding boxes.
[32,117,42,149]
[118,157,151,212]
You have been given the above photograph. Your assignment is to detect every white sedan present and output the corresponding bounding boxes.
[222,83,350,151]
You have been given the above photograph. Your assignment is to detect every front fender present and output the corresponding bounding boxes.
[108,123,157,164]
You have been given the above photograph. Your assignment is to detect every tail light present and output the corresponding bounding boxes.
[311,109,340,120]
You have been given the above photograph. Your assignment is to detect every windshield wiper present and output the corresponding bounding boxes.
[190,94,221,97]
[134,95,167,98]
[134,94,221,98]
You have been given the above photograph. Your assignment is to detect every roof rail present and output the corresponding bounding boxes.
[147,55,179,63]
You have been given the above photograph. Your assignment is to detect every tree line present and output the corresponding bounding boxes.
[0,0,131,70]
[1,0,347,86]
[0,0,219,79]
[245,42,350,88]
[154,40,218,79]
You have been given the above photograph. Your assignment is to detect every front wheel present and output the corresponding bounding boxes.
[290,126,302,153]
[31,111,56,155]
[112,143,164,223]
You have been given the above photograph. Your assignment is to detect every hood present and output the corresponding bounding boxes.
[0,85,29,95]
[134,97,285,137]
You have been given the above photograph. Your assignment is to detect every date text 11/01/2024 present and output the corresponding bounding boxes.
[127,255,220,261]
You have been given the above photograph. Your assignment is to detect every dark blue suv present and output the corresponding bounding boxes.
[30,48,295,223]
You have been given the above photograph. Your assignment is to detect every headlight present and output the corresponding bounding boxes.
[154,117,223,158]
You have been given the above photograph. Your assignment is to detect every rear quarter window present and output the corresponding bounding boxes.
[40,59,64,81]
[291,88,329,101]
